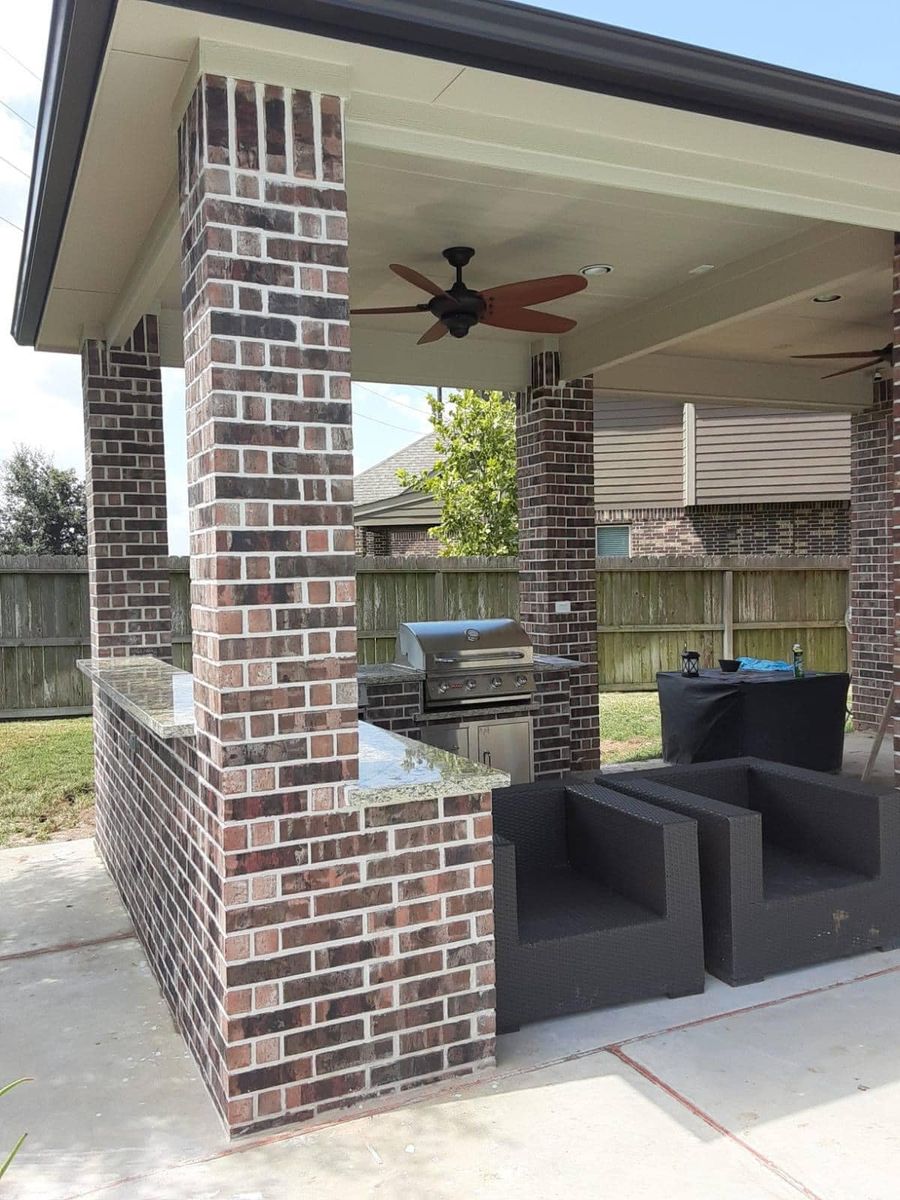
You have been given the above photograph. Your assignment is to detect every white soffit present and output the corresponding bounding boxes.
[37,0,900,387]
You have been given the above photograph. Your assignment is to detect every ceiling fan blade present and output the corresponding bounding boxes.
[822,359,883,379]
[792,350,889,360]
[417,321,449,345]
[481,274,588,308]
[350,305,429,315]
[390,263,449,297]
[482,307,578,334]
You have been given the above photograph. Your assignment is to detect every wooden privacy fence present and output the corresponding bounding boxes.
[597,555,850,689]
[0,553,849,716]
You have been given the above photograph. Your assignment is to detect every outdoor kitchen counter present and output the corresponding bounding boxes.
[348,720,510,808]
[77,656,195,739]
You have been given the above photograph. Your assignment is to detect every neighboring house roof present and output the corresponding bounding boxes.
[353,434,438,508]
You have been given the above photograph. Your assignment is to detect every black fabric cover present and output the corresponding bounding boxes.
[657,670,850,770]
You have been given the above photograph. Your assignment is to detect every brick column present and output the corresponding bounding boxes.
[81,314,171,660]
[176,73,494,1137]
[517,348,600,769]
[851,377,892,730]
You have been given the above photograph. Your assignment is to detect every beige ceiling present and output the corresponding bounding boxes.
[37,0,899,400]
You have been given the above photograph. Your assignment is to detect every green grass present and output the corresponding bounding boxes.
[600,691,663,764]
[0,717,95,848]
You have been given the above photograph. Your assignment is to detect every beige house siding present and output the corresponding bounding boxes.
[694,406,851,504]
[594,396,851,508]
[594,397,684,507]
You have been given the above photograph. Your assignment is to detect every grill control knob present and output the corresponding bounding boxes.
[515,674,527,687]
[438,681,449,694]
[490,676,502,689]
[465,678,477,691]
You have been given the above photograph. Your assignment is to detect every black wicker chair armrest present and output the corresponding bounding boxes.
[492,833,520,948]
[742,759,888,877]
[600,772,763,902]
[563,782,699,916]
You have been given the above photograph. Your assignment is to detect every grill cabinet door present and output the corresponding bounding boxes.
[476,718,533,784]
[419,723,472,759]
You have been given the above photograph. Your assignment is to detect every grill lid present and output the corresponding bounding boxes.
[396,618,532,671]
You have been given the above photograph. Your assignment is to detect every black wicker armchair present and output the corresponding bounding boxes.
[492,779,705,1033]
[602,758,900,986]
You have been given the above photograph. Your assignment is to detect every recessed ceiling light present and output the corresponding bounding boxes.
[580,264,614,277]
[812,293,842,303]
[688,264,716,275]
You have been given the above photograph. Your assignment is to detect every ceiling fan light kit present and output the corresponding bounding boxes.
[351,246,588,345]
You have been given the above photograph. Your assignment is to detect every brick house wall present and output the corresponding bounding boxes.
[597,500,850,557]
[356,526,442,556]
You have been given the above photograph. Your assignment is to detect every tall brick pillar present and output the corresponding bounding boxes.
[517,348,600,768]
[81,314,171,660]
[179,72,358,1130]
[850,377,892,730]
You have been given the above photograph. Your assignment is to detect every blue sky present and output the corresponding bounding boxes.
[0,0,897,551]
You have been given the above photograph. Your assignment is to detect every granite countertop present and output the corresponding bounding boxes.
[534,654,582,671]
[357,662,425,683]
[347,721,510,808]
[77,656,196,739]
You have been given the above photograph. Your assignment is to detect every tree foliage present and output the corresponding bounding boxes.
[398,388,517,556]
[0,446,88,556]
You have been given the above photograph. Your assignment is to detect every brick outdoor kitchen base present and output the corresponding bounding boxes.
[80,657,506,1135]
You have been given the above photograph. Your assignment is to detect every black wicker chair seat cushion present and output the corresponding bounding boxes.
[517,867,660,944]
[762,840,867,899]
[492,779,705,1031]
[601,757,900,985]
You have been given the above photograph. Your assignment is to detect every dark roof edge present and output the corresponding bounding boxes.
[13,0,900,347]
[12,0,116,347]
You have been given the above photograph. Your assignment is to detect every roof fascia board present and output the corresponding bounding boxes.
[12,0,116,347]
[157,0,900,153]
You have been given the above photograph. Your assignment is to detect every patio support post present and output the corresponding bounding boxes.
[179,70,359,1132]
[850,377,892,731]
[516,346,601,769]
[80,314,171,661]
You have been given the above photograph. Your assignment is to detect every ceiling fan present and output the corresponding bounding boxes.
[351,246,588,345]
[791,342,893,380]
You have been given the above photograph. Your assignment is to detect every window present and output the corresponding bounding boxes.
[596,525,631,557]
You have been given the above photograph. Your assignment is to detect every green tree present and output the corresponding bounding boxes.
[398,389,517,556]
[0,446,87,556]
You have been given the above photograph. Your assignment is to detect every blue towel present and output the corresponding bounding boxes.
[736,656,793,672]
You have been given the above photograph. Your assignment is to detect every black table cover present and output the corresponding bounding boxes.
[656,670,850,771]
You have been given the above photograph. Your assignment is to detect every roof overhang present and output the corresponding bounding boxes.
[12,0,900,407]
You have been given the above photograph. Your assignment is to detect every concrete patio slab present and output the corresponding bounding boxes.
[3,835,900,1200]
[0,839,133,959]
[624,966,900,1200]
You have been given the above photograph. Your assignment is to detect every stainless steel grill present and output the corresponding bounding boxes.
[396,618,535,709]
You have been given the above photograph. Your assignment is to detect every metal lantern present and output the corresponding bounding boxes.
[681,648,701,678]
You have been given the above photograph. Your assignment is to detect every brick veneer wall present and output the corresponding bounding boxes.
[81,315,171,660]
[851,379,892,731]
[359,678,423,737]
[517,352,600,769]
[597,500,850,557]
[92,688,495,1133]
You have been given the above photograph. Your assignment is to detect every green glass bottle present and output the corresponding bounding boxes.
[792,643,804,679]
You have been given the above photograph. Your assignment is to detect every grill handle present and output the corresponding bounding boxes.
[432,651,528,664]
